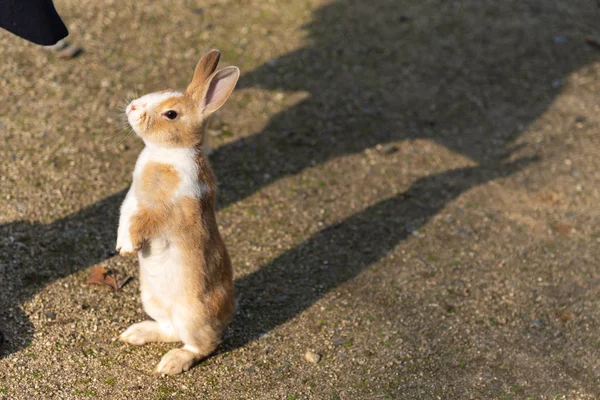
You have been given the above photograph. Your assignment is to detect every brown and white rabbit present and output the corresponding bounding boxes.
[115,50,238,375]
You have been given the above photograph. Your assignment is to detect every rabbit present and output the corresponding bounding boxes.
[115,49,239,375]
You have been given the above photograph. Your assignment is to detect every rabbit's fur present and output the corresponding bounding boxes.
[116,50,238,375]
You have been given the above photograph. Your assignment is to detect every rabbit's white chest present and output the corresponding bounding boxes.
[132,144,204,200]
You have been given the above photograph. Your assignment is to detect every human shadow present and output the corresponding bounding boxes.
[211,0,598,208]
[1,0,598,358]
[226,158,535,349]
[214,0,598,346]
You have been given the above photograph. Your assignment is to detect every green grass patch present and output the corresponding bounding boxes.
[104,377,116,386]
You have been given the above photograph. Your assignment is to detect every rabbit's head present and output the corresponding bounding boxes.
[126,50,239,148]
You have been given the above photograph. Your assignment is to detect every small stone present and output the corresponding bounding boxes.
[376,143,398,155]
[362,107,377,115]
[331,336,350,346]
[305,351,321,363]
[274,294,289,303]
[45,311,56,320]
[530,319,544,329]
[553,34,567,44]
[101,79,111,88]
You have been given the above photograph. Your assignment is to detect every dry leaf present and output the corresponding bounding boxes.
[86,266,131,292]
[555,308,575,322]
[552,223,572,236]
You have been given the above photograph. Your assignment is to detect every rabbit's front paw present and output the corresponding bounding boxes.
[116,236,141,256]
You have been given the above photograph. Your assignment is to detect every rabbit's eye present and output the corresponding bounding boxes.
[164,110,178,120]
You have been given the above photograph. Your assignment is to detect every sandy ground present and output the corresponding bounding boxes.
[2,0,600,398]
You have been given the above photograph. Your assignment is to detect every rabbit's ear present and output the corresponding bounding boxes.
[186,49,221,96]
[200,66,240,114]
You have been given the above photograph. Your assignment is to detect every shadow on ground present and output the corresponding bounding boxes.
[1,0,598,359]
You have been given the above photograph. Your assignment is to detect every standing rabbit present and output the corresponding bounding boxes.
[116,50,239,375]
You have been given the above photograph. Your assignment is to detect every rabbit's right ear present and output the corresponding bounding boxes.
[186,49,221,96]
[200,66,240,115]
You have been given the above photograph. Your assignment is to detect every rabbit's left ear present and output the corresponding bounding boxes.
[187,49,221,97]
[199,66,240,114]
